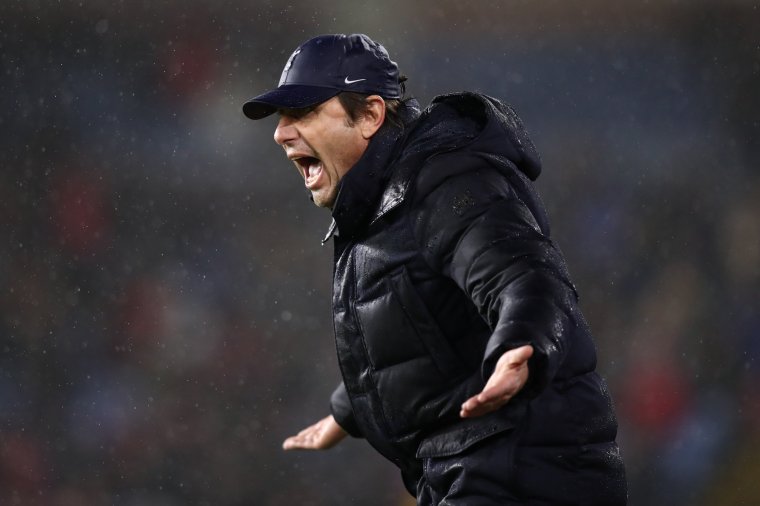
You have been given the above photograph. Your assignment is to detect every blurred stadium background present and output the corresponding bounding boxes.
[1,1,758,504]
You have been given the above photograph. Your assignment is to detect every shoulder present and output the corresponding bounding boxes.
[374,91,538,222]
[410,150,515,211]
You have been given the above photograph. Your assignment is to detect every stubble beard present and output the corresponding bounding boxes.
[310,186,338,209]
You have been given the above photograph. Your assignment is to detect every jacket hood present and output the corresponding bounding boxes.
[404,92,542,181]
[326,92,542,243]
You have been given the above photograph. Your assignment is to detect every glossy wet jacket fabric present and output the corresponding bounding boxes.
[326,92,626,504]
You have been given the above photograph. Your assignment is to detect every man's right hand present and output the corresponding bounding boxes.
[282,414,348,450]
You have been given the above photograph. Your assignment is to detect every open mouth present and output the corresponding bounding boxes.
[294,156,323,189]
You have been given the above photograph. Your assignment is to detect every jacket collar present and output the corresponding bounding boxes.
[323,99,421,244]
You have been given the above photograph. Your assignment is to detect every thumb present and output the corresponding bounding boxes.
[507,344,534,366]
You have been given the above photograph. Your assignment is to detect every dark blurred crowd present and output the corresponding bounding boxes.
[1,2,758,505]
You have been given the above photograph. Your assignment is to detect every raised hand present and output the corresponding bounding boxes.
[282,414,348,450]
[460,345,534,418]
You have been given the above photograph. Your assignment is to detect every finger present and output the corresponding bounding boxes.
[296,427,313,437]
[479,374,523,401]
[475,393,509,411]
[461,393,482,412]
[283,436,301,450]
[461,388,513,416]
[283,431,316,450]
[460,400,497,418]
[284,438,315,450]
[461,404,488,418]
[460,394,499,415]
[461,395,509,417]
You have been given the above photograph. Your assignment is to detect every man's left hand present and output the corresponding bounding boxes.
[460,344,534,418]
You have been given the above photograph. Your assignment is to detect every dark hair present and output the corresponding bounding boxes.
[337,75,409,129]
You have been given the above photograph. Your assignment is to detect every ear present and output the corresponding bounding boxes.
[359,95,386,139]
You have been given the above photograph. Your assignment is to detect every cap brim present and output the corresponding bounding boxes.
[242,85,340,120]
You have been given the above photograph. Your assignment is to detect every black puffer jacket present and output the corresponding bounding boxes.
[326,92,625,500]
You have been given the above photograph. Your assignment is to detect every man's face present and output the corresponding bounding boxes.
[274,96,370,208]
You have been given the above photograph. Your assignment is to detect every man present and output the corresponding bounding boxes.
[243,33,627,505]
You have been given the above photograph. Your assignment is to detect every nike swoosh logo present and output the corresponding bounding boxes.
[344,77,366,84]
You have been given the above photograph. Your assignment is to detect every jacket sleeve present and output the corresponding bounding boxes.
[410,153,579,397]
[329,382,362,437]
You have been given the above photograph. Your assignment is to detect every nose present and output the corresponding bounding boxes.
[274,116,297,146]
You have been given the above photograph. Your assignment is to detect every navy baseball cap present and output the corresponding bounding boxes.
[242,33,401,120]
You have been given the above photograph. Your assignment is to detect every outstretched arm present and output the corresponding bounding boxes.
[460,344,533,418]
[282,414,348,451]
[412,161,579,412]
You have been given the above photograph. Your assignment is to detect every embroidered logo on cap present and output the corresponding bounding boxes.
[279,48,301,85]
